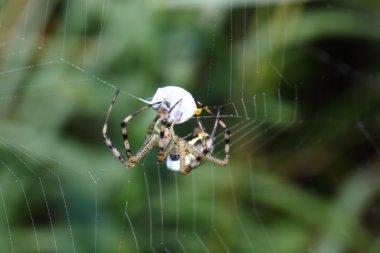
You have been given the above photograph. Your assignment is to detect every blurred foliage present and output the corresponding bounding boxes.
[0,0,380,252]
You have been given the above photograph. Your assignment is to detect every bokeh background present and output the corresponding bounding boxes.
[1,0,380,252]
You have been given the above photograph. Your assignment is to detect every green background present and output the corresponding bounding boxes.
[1,0,380,252]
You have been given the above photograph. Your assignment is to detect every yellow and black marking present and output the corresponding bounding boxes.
[193,100,205,116]
[184,132,208,146]
[103,90,231,175]
[192,100,231,166]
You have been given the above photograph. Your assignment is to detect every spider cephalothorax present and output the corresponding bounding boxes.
[102,86,230,175]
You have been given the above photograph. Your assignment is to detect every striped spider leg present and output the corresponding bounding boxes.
[194,101,231,166]
[175,108,230,175]
[102,88,230,175]
[102,89,182,168]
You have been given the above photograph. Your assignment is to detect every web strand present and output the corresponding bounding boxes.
[0,1,379,252]
[0,186,14,253]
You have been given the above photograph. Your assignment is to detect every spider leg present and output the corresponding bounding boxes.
[183,108,227,174]
[210,108,219,138]
[177,114,215,174]
[129,135,159,165]
[102,89,161,167]
[142,115,160,147]
[196,116,207,147]
[147,115,160,135]
[178,140,190,175]
[179,141,208,174]
[121,101,161,158]
[160,136,179,160]
[195,100,230,166]
[157,99,182,162]
[184,142,228,167]
[157,119,170,162]
[102,89,132,166]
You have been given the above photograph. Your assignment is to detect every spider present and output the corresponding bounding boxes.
[102,87,230,175]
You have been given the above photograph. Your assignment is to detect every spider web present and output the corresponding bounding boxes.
[1,0,380,252]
